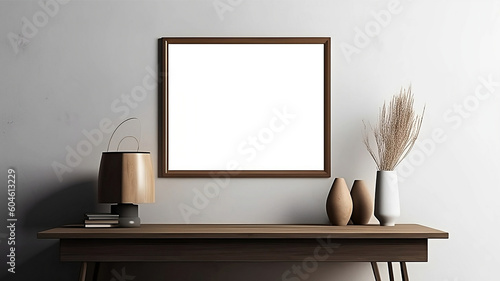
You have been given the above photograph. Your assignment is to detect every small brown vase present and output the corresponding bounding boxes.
[326,178,353,226]
[350,180,373,225]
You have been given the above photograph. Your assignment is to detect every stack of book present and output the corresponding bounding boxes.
[84,213,119,228]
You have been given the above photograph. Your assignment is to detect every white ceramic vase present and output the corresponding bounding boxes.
[374,171,400,226]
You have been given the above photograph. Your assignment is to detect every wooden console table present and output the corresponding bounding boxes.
[38,224,448,281]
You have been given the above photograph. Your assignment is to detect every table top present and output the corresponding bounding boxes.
[38,224,448,239]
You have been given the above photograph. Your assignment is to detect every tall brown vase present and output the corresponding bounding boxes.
[350,180,373,225]
[326,178,353,226]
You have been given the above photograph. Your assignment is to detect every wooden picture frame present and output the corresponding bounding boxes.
[158,37,331,178]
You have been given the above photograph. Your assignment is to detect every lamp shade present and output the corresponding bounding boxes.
[98,152,155,204]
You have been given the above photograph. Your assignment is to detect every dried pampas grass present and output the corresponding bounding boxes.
[363,86,425,171]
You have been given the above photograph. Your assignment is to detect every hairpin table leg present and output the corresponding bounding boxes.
[400,262,409,281]
[371,262,381,281]
[78,262,100,281]
[79,262,87,281]
[388,262,395,281]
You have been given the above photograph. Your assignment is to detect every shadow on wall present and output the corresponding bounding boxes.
[9,244,78,281]
[25,180,102,228]
[2,180,102,281]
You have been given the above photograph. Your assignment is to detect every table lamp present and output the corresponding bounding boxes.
[98,151,154,227]
[97,118,155,227]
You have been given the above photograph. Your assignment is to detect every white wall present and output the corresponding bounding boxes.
[1,0,499,280]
